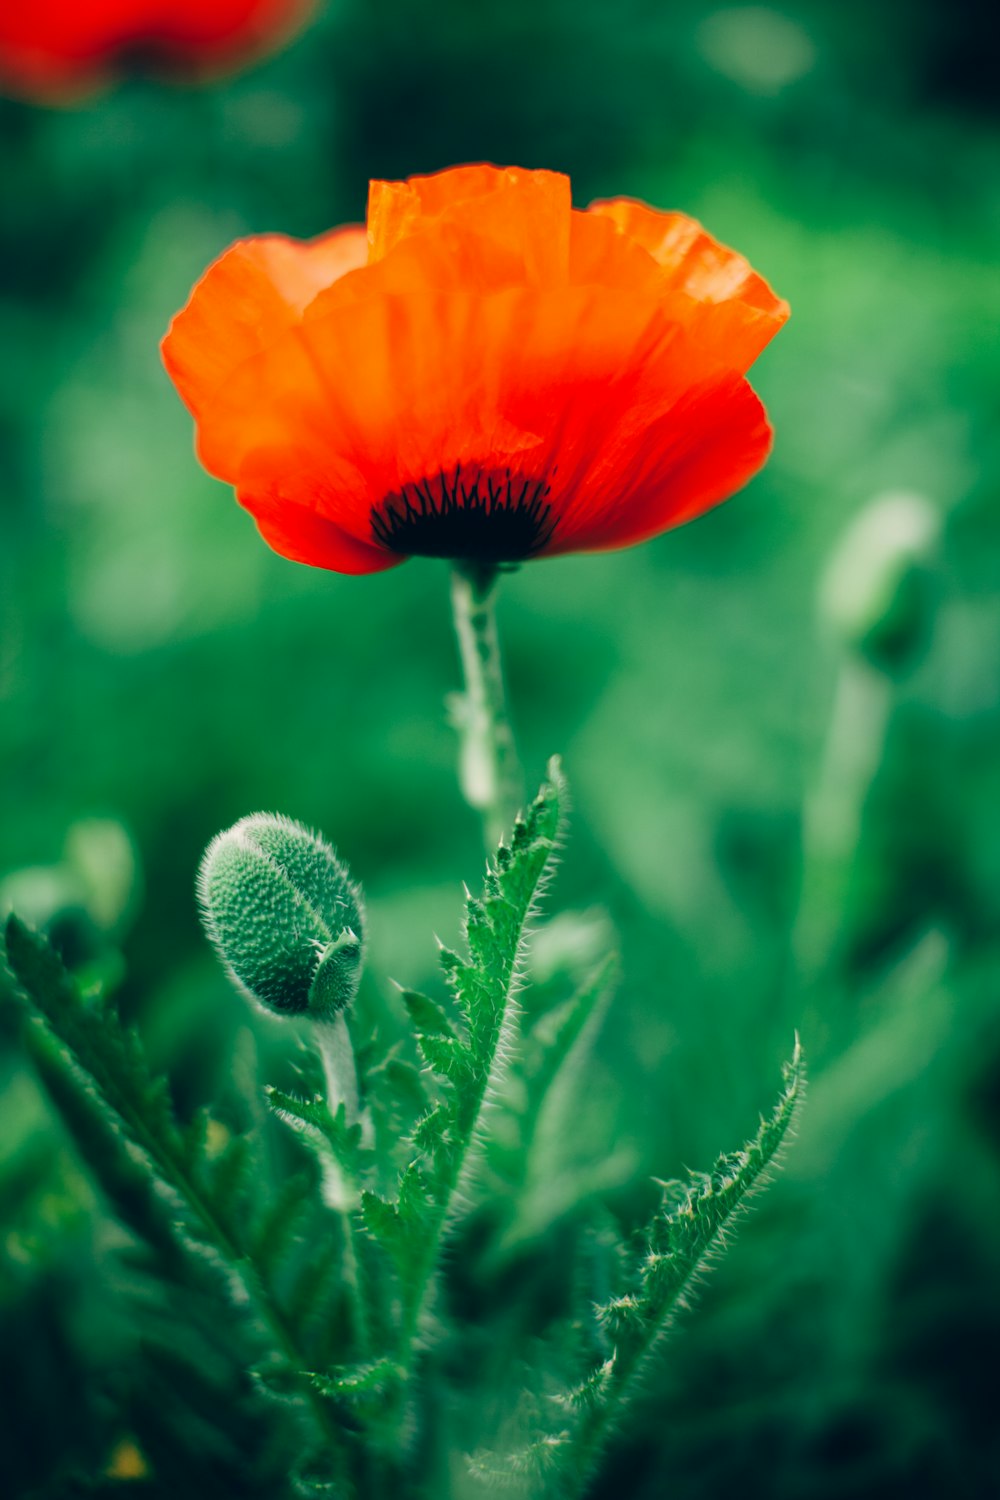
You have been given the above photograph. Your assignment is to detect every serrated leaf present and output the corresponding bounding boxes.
[360,1164,433,1280]
[5,915,342,1444]
[417,1032,475,1084]
[5,915,184,1160]
[594,1295,641,1339]
[412,1103,446,1147]
[398,1160,434,1224]
[467,1432,571,1489]
[386,766,565,1352]
[561,1041,805,1485]
[400,988,458,1040]
[528,953,618,1097]
[384,1058,429,1111]
[265,1087,364,1170]
[360,1191,407,1267]
[209,1133,253,1223]
[18,1017,188,1273]
[553,1354,617,1412]
[251,1173,311,1278]
[309,1357,404,1400]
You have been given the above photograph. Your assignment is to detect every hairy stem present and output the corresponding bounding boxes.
[317,1013,359,1123]
[315,1016,372,1361]
[401,1006,519,1361]
[449,564,524,849]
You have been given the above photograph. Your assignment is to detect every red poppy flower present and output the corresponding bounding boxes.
[0,0,309,100]
[162,164,789,576]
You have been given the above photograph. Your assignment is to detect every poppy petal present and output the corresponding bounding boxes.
[548,375,772,553]
[239,485,405,574]
[162,167,789,574]
[192,280,756,564]
[367,165,572,281]
[587,198,789,369]
[161,226,367,444]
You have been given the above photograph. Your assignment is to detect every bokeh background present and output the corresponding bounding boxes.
[2,1,1000,1495]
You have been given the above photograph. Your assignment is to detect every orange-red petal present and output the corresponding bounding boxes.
[161,166,788,573]
[161,225,367,476]
[587,198,789,369]
[239,487,404,574]
[367,165,572,285]
[550,375,771,553]
[178,271,760,562]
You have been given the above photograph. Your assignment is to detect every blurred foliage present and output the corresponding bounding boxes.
[1,0,999,1495]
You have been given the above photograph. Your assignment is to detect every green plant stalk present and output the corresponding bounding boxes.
[793,654,892,976]
[315,1015,371,1361]
[398,1014,519,1370]
[449,564,525,849]
[390,775,562,1415]
[317,1013,360,1124]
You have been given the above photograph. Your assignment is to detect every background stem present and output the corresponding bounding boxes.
[449,565,525,849]
[793,655,892,979]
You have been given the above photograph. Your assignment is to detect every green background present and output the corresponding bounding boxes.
[2,0,999,1494]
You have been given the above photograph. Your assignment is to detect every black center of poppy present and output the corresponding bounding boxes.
[371,466,556,563]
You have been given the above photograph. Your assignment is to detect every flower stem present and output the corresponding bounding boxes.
[316,1012,359,1123]
[314,1015,372,1359]
[448,564,524,849]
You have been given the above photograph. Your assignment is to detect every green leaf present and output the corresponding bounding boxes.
[558,1041,804,1491]
[432,764,563,1148]
[5,914,183,1161]
[359,1190,403,1258]
[4,914,349,1453]
[527,952,618,1099]
[251,1174,311,1278]
[309,1357,404,1401]
[400,988,458,1040]
[382,765,565,1357]
[265,1087,364,1174]
[209,1133,253,1223]
[466,1432,572,1490]
[360,1165,433,1278]
[17,1016,189,1274]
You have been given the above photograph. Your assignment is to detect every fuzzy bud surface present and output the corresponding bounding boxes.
[198,813,364,1019]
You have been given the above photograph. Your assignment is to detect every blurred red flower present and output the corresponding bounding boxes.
[0,0,311,99]
[163,164,789,575]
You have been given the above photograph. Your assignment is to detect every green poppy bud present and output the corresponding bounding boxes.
[820,492,940,674]
[198,814,364,1020]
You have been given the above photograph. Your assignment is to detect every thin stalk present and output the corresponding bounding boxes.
[398,998,520,1359]
[314,1016,373,1366]
[317,1013,360,1123]
[449,564,524,849]
[793,654,892,978]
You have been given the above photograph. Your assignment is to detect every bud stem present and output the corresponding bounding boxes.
[315,1015,363,1220]
[316,1012,360,1122]
[449,564,525,849]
